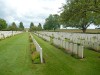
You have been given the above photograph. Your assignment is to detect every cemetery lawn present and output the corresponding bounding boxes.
[31,33,100,75]
[0,33,34,75]
[0,32,100,75]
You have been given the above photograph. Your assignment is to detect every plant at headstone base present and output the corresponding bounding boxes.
[69,40,73,43]
[32,51,41,64]
[29,35,33,42]
[45,34,47,36]
[77,43,81,46]
[29,34,41,64]
[30,43,36,54]
[71,52,78,59]
[92,36,97,40]
[50,35,54,44]
[58,37,61,40]
[80,38,85,40]
[65,38,70,42]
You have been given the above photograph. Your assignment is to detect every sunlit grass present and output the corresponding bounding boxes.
[0,32,100,75]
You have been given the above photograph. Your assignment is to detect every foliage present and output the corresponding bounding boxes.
[38,23,42,30]
[0,18,7,30]
[19,22,24,30]
[30,26,41,31]
[60,0,100,32]
[8,22,18,31]
[32,51,40,64]
[30,22,34,28]
[29,22,34,31]
[29,22,42,31]
[43,14,60,30]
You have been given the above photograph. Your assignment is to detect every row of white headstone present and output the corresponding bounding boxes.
[0,31,23,39]
[34,32,84,58]
[30,33,43,63]
[53,38,84,58]
[35,32,100,52]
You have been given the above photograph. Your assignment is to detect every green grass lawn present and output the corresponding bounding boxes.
[0,32,100,75]
[0,33,34,75]
[31,33,100,75]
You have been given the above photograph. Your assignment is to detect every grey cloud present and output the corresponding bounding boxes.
[0,0,65,28]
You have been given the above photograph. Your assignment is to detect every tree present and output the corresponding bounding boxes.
[38,23,42,30]
[30,22,34,28]
[43,14,60,30]
[9,22,18,31]
[60,0,100,33]
[53,14,60,30]
[0,18,7,30]
[29,22,35,31]
[19,22,24,30]
[31,26,38,31]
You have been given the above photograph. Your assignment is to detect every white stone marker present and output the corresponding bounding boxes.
[73,44,78,55]
[63,41,66,49]
[78,45,84,58]
[94,43,100,51]
[69,43,73,53]
[65,42,69,50]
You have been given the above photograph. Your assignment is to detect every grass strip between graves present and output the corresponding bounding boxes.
[31,33,100,75]
[0,33,35,75]
[0,32,100,75]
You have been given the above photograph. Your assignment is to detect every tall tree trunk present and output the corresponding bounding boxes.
[82,25,87,33]
[82,28,86,33]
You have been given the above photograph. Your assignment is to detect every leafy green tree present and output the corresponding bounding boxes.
[60,0,100,33]
[31,26,38,31]
[29,22,34,31]
[9,22,18,31]
[53,14,60,30]
[19,22,24,30]
[43,14,60,30]
[29,22,43,31]
[38,23,42,30]
[30,22,34,28]
[0,18,7,30]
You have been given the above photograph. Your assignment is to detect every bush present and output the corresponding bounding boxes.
[33,58,41,64]
[29,36,33,42]
[32,51,41,64]
[30,43,36,53]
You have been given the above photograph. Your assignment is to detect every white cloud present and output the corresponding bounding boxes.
[88,24,97,29]
[0,0,65,28]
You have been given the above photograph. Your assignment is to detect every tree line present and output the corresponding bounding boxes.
[29,22,42,31]
[43,0,100,32]
[0,18,24,31]
[0,18,42,31]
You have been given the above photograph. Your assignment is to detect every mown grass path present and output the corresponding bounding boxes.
[32,33,100,75]
[0,33,34,75]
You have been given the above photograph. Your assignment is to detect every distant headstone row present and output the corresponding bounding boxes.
[34,31,100,58]
[30,33,43,63]
[0,31,23,39]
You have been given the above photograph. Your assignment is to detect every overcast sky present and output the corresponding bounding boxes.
[0,0,66,28]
